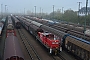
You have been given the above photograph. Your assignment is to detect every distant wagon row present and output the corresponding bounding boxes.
[25,16,90,41]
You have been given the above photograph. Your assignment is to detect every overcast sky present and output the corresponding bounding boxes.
[0,0,90,13]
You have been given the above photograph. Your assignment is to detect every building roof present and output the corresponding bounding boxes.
[79,7,90,13]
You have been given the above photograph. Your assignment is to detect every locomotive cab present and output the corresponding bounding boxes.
[38,31,60,55]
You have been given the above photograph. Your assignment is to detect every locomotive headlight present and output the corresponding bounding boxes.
[52,42,59,44]
[56,42,59,44]
[52,42,56,44]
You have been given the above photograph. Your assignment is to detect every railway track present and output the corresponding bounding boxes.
[58,54,67,60]
[18,29,41,60]
[52,51,75,60]
[52,54,66,60]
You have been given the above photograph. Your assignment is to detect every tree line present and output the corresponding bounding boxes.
[40,9,90,26]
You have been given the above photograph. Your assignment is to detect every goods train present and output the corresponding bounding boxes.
[18,16,90,60]
[6,16,16,37]
[0,17,6,37]
[4,36,24,60]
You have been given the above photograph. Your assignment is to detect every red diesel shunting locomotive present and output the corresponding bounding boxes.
[37,31,61,54]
